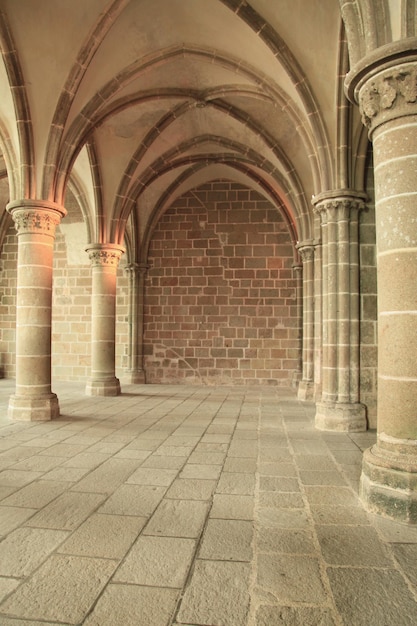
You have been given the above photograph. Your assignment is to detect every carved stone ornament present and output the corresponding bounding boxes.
[313,197,365,219]
[298,245,314,263]
[11,209,61,236]
[87,248,124,268]
[359,63,417,129]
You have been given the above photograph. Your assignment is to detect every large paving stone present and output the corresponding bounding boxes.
[177,560,251,626]
[258,507,310,529]
[199,519,253,561]
[310,504,369,525]
[165,478,216,500]
[216,472,255,495]
[0,506,37,536]
[57,513,146,558]
[114,536,195,587]
[255,605,336,626]
[0,527,69,577]
[0,481,69,509]
[25,492,106,531]
[316,525,390,566]
[69,458,141,492]
[83,584,179,626]
[258,527,315,555]
[392,543,417,586]
[327,567,417,626]
[179,463,222,479]
[0,555,117,624]
[126,466,179,486]
[99,484,166,517]
[257,554,326,603]
[210,494,254,520]
[144,499,209,538]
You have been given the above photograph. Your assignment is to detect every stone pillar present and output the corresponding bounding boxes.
[125,263,148,384]
[313,235,323,401]
[85,243,125,396]
[7,200,66,421]
[297,242,315,400]
[346,48,417,521]
[292,262,303,387]
[313,191,367,431]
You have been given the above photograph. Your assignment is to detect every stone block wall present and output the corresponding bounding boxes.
[0,218,129,383]
[0,224,17,378]
[143,181,300,386]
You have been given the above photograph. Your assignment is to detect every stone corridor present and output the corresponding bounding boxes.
[0,381,416,626]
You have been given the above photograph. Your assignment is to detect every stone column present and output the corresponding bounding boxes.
[297,242,315,400]
[85,243,125,396]
[292,262,303,387]
[313,191,367,431]
[7,200,66,421]
[125,263,148,384]
[346,48,417,521]
[313,235,323,401]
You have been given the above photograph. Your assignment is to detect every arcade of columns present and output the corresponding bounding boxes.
[4,48,417,525]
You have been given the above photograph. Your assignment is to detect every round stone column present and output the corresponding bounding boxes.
[85,243,125,396]
[125,263,148,384]
[347,48,417,522]
[7,200,66,421]
[313,191,367,431]
[297,242,315,400]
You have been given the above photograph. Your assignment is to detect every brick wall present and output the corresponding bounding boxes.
[143,181,301,386]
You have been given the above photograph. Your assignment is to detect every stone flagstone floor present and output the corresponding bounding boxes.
[0,380,417,625]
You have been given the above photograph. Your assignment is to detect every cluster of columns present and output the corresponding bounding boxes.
[296,46,417,521]
[346,47,417,522]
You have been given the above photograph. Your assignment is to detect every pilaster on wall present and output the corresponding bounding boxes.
[313,191,367,432]
[125,263,148,384]
[346,45,417,522]
[7,200,66,421]
[297,242,315,400]
[85,243,125,397]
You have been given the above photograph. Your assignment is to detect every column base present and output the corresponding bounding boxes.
[360,445,417,524]
[8,393,60,421]
[315,400,367,432]
[85,378,121,396]
[297,380,315,401]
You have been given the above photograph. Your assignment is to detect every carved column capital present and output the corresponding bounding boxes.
[312,191,366,221]
[86,243,125,268]
[297,243,314,263]
[358,63,417,131]
[345,42,417,135]
[7,200,66,237]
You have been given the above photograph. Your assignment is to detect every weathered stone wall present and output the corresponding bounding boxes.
[143,181,300,386]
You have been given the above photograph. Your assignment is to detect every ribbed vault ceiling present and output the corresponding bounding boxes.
[0,0,353,255]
